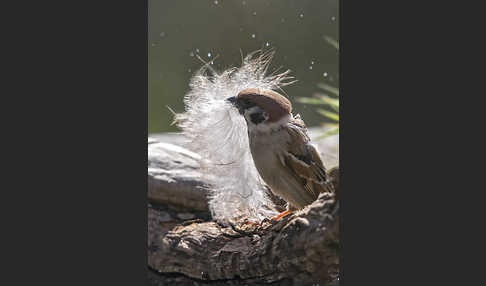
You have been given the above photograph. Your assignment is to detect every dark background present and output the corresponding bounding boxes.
[4,0,471,285]
[149,0,339,133]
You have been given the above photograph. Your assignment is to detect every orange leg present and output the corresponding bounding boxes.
[272,210,292,221]
[243,220,259,225]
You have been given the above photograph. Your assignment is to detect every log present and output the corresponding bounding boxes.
[148,128,338,211]
[147,130,340,285]
[148,138,209,211]
[149,193,339,285]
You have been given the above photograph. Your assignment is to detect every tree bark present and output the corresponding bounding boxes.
[148,131,339,285]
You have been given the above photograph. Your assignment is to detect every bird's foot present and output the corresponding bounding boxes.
[272,210,292,221]
[243,219,259,225]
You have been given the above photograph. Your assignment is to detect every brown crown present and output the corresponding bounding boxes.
[237,88,292,122]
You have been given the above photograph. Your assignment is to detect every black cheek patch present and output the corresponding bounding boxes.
[250,112,267,125]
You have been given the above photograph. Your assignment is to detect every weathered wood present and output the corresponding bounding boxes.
[149,192,339,285]
[147,130,339,285]
[148,138,209,211]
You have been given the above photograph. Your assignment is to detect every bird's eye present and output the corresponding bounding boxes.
[243,99,251,105]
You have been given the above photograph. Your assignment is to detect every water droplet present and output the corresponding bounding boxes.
[253,12,257,16]
[265,42,270,47]
[309,66,313,70]
[251,34,255,38]
[160,32,165,37]
[281,18,285,23]
[151,43,156,47]
[210,61,214,65]
[311,60,314,65]
[299,13,304,18]
[208,52,212,58]
[331,16,336,21]
[239,27,243,32]
[214,0,218,4]
[189,52,194,57]
[242,1,246,5]
[196,48,200,53]
[323,72,328,77]
[188,68,192,72]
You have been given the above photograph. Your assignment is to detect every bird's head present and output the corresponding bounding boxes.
[226,88,292,129]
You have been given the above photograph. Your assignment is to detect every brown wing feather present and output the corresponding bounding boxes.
[306,144,334,194]
[283,116,334,198]
[282,152,319,199]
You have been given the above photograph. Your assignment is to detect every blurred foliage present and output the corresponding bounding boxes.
[149,0,339,134]
[296,37,339,138]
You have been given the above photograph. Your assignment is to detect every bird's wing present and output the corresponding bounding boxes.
[281,116,333,197]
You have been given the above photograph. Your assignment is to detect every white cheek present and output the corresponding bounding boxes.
[247,113,294,134]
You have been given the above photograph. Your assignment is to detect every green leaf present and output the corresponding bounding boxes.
[317,83,339,97]
[297,37,340,137]
[322,123,339,129]
[296,95,339,110]
[296,96,338,110]
[324,36,339,51]
[319,95,339,111]
[316,127,339,139]
[296,97,328,105]
[326,127,339,136]
[317,109,339,122]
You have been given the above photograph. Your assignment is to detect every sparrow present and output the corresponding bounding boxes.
[226,88,334,219]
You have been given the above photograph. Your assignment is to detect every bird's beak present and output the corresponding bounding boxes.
[226,96,244,114]
[226,96,237,105]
